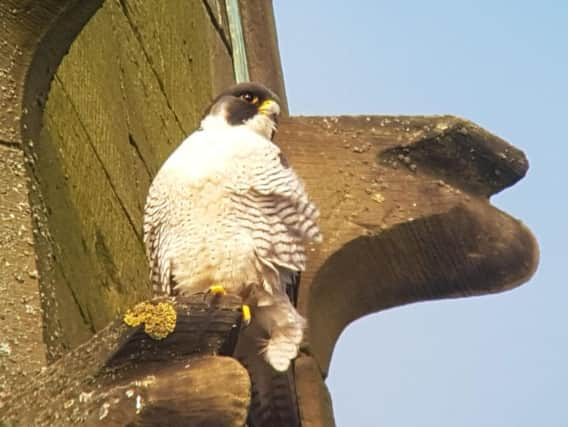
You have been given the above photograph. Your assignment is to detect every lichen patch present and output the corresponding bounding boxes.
[123,301,177,340]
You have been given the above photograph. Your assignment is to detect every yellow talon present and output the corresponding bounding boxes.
[241,304,251,325]
[208,284,226,296]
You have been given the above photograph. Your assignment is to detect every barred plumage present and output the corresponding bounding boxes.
[143,115,320,372]
[143,83,321,426]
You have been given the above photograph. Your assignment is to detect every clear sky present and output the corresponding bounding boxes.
[274,2,567,426]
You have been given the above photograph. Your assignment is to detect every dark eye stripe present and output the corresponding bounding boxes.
[225,98,257,125]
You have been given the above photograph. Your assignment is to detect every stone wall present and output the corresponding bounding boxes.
[0,144,45,400]
[35,0,234,358]
[0,0,234,365]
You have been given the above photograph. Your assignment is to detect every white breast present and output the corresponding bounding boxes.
[149,125,276,296]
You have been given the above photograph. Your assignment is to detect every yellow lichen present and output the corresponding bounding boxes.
[123,301,177,340]
[123,302,151,327]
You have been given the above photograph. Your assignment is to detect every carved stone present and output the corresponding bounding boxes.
[276,115,538,424]
[0,295,250,426]
[0,1,538,426]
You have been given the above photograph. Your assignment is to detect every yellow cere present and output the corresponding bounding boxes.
[258,99,275,113]
[123,301,177,340]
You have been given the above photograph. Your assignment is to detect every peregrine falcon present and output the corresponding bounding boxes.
[143,82,321,373]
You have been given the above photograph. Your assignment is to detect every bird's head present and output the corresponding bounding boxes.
[201,82,281,140]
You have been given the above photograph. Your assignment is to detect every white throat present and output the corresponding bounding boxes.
[242,114,277,140]
[200,112,277,141]
[200,114,231,131]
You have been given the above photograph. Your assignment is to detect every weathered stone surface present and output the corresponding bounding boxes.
[0,295,249,426]
[0,144,46,402]
[9,0,235,357]
[203,0,233,53]
[239,0,289,115]
[0,0,105,146]
[0,0,105,383]
[0,1,539,426]
[96,356,251,427]
[295,355,335,427]
[206,0,237,96]
[275,115,539,375]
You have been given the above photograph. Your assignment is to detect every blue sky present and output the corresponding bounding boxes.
[274,2,567,426]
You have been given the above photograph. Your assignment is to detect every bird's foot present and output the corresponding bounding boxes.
[207,284,226,296]
[203,284,227,306]
[241,304,251,326]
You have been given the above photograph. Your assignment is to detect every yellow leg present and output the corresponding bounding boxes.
[208,284,226,296]
[241,304,251,326]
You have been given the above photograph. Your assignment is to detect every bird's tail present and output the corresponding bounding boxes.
[258,298,305,372]
[235,294,305,426]
[247,358,300,427]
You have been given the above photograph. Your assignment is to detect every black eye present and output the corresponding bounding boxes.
[240,93,258,104]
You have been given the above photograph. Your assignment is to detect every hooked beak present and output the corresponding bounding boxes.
[258,99,280,117]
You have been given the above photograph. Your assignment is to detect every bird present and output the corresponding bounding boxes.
[143,82,321,375]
